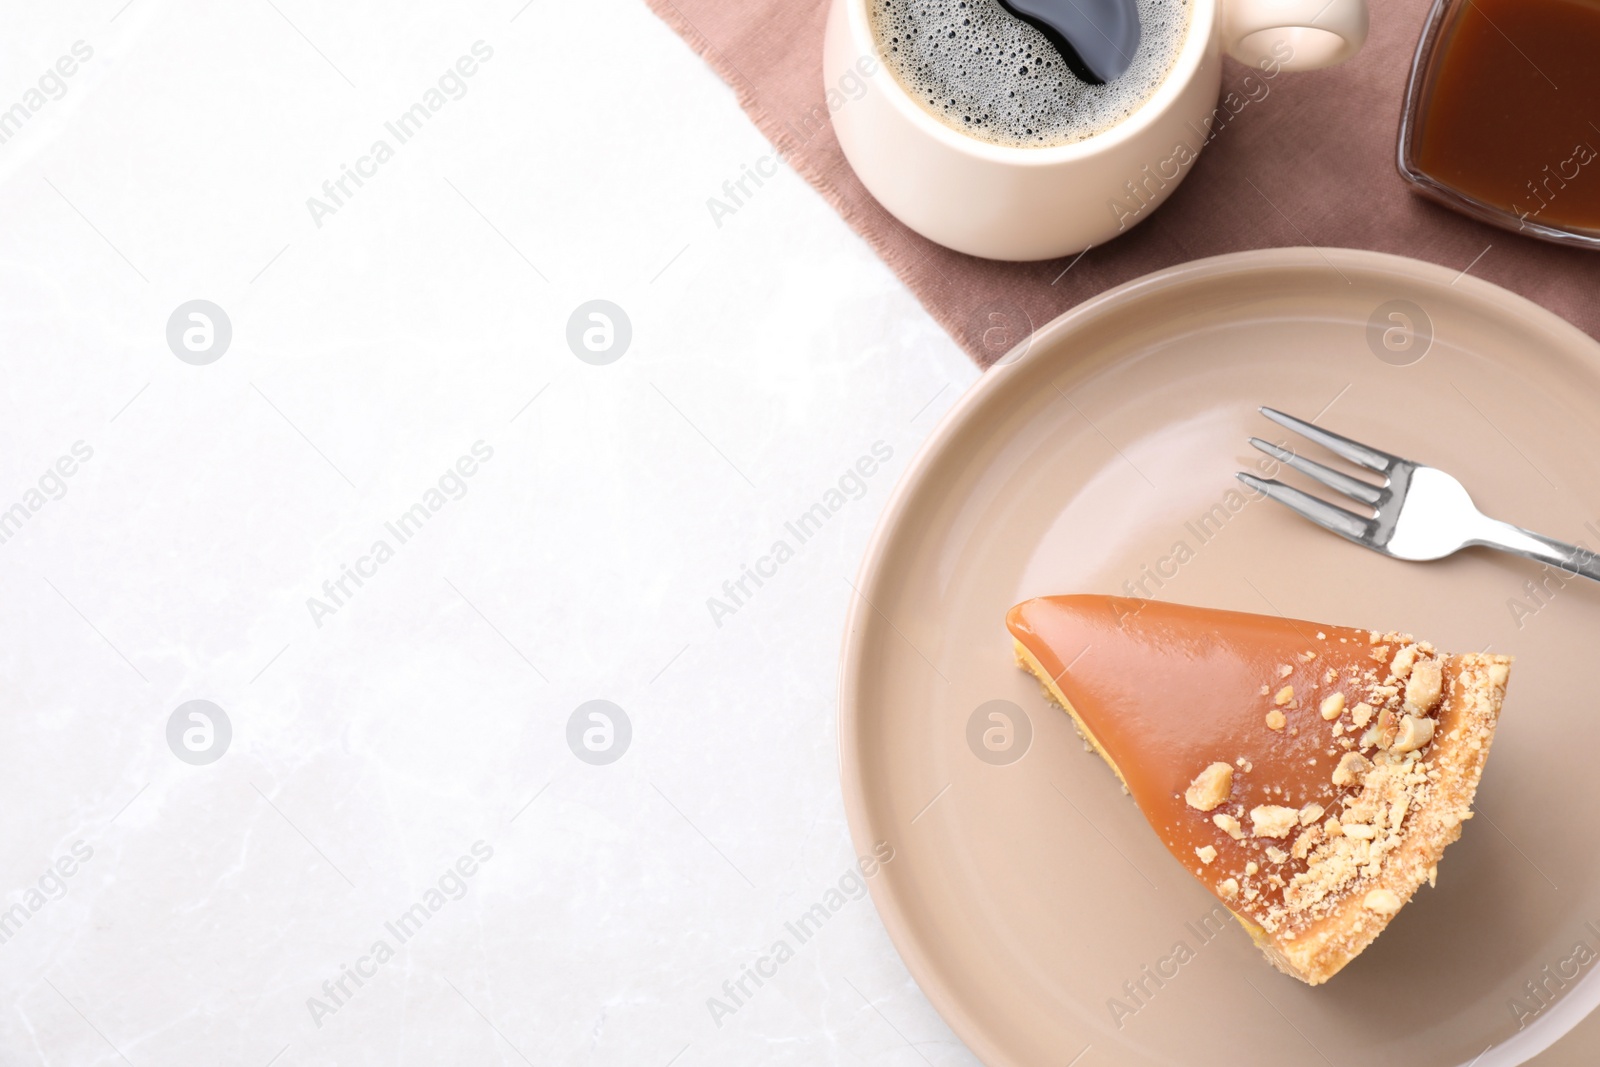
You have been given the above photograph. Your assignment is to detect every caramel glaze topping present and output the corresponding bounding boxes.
[1006,595,1466,930]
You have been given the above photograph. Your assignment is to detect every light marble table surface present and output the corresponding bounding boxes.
[0,1,981,1064]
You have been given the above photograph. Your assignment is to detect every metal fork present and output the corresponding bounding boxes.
[1236,407,1600,582]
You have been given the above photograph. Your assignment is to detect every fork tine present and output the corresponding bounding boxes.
[1258,408,1396,473]
[1248,439,1384,506]
[1237,473,1375,542]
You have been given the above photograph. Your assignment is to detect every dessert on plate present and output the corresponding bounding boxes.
[1007,594,1512,985]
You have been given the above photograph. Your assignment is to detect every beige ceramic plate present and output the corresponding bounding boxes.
[840,248,1600,1067]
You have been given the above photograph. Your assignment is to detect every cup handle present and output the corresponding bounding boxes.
[1222,0,1368,70]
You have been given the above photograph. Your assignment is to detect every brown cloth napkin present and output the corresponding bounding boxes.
[647,0,1600,367]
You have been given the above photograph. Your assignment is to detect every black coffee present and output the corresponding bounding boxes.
[869,0,1192,148]
[998,0,1141,84]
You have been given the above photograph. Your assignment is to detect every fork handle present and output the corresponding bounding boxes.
[1472,520,1600,583]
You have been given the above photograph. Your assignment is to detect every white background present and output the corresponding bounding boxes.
[0,1,981,1064]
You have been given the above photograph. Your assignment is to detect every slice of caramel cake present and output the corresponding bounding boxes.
[1006,595,1511,985]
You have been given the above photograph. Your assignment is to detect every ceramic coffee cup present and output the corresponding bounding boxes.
[825,0,1368,260]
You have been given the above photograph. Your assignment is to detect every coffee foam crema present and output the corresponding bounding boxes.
[869,0,1192,148]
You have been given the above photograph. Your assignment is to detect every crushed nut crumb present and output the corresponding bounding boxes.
[1333,751,1374,787]
[1251,805,1300,838]
[1406,659,1443,712]
[1213,813,1245,840]
[1374,706,1399,750]
[1392,715,1436,754]
[1363,888,1402,915]
[1185,762,1234,811]
[1291,825,1323,860]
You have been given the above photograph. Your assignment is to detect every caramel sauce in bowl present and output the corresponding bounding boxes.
[1399,0,1600,247]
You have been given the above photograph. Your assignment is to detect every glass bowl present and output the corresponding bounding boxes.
[1397,0,1600,250]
